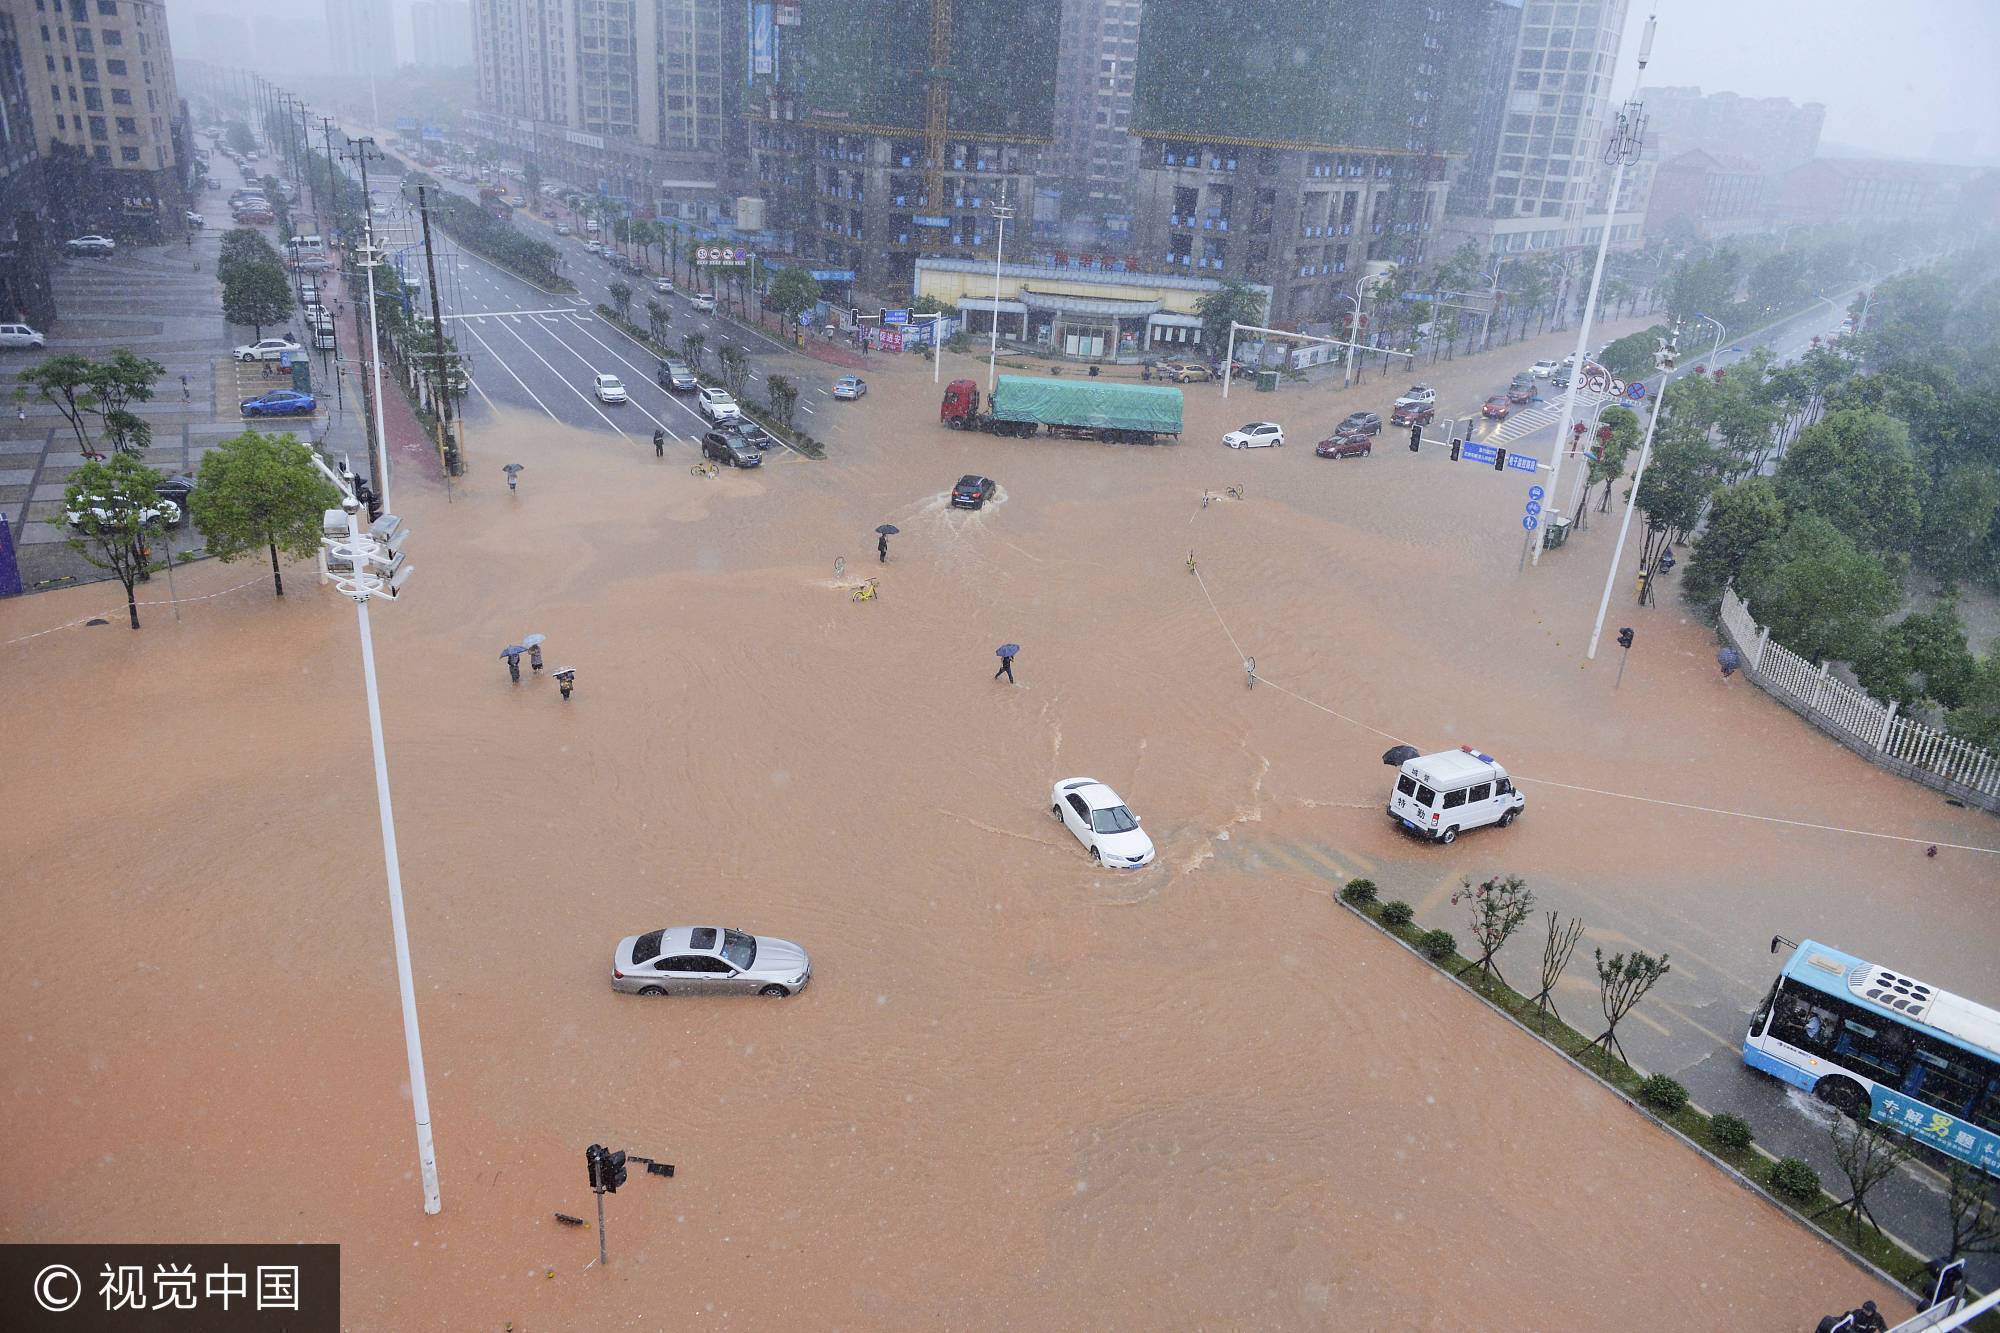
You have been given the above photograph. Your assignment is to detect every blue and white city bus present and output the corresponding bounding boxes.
[1744,937,2000,1176]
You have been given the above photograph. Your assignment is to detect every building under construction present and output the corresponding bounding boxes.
[745,0,1060,298]
[1128,0,1484,329]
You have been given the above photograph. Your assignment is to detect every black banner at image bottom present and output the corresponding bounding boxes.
[0,1245,339,1331]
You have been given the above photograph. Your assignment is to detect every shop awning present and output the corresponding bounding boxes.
[958,297,1028,315]
[1019,289,1161,318]
[1147,312,1203,329]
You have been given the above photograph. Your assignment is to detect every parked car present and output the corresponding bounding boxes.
[700,430,762,468]
[593,373,627,403]
[184,211,205,228]
[555,223,572,236]
[1390,401,1435,428]
[652,277,674,294]
[239,389,317,418]
[0,323,47,349]
[1162,361,1210,383]
[1049,778,1156,868]
[720,418,778,451]
[1530,358,1559,378]
[584,240,602,255]
[657,359,698,392]
[951,474,998,509]
[1393,383,1436,408]
[1222,420,1285,450]
[1481,395,1511,419]
[66,234,116,255]
[690,293,718,313]
[234,337,302,362]
[697,385,740,422]
[610,925,810,998]
[1332,410,1381,438]
[1316,432,1373,459]
[832,376,867,400]
[233,210,274,225]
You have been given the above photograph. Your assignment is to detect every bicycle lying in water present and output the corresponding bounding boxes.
[691,459,719,479]
[851,578,879,603]
[1199,484,1246,509]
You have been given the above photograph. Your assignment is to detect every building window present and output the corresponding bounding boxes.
[97,0,117,11]
[88,114,106,138]
[101,26,119,44]
[110,86,128,104]
[83,85,100,109]
[120,145,139,162]
[105,57,123,74]
[115,115,135,134]
[78,56,96,79]
[93,144,110,163]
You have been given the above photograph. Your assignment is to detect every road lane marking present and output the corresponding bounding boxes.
[459,321,562,423]
[495,320,628,434]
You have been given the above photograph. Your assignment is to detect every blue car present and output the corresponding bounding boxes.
[832,376,867,400]
[240,390,317,418]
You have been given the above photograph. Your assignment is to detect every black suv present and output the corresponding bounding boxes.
[721,418,777,452]
[657,360,698,392]
[1333,410,1382,438]
[951,475,997,509]
[701,431,762,468]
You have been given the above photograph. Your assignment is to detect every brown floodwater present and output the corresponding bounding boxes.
[6,330,1966,1328]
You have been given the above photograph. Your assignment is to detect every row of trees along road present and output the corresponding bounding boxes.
[1664,239,2000,752]
[55,431,340,629]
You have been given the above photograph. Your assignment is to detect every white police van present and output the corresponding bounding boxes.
[1388,746,1525,844]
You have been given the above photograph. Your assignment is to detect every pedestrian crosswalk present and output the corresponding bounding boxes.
[1492,388,1614,443]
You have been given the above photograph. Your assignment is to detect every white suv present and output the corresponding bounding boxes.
[1530,359,1558,378]
[697,385,739,422]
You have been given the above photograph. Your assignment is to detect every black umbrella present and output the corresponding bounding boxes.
[875,524,899,536]
[996,643,1020,658]
[500,643,528,658]
[1382,744,1420,767]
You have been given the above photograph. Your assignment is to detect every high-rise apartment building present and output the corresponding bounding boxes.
[1128,0,1482,330]
[745,0,1059,297]
[469,0,731,217]
[18,0,190,242]
[1439,0,1647,260]
[411,1,475,67]
[1643,87,1824,174]
[1046,0,1142,235]
[325,0,397,79]
[0,5,55,327]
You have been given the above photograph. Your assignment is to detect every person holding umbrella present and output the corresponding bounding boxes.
[876,523,899,563]
[500,643,528,683]
[504,463,524,494]
[554,667,576,701]
[994,643,1019,685]
[523,633,546,673]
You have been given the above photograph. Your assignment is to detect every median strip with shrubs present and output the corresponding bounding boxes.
[1335,876,1994,1319]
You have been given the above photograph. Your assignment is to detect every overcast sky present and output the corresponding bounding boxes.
[1617,0,2000,161]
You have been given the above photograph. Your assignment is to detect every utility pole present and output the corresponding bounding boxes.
[345,136,391,508]
[416,186,462,479]
[320,118,342,242]
[1530,12,1656,571]
[987,183,1012,396]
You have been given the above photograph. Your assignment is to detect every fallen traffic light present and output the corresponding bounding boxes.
[1449,437,1461,462]
[1408,424,1421,453]
[1493,447,1508,472]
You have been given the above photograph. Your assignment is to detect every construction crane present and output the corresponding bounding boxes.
[924,0,951,212]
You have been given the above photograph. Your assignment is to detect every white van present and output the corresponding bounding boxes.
[1388,747,1525,844]
[311,321,337,349]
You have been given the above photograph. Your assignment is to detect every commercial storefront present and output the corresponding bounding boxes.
[916,258,1266,362]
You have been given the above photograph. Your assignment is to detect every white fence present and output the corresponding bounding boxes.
[1720,589,2000,812]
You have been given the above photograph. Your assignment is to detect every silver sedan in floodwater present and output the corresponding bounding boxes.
[611,925,811,997]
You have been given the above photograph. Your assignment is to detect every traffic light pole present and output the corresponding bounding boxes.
[595,1187,608,1266]
[1586,356,1671,660]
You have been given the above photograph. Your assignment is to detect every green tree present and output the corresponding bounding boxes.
[1916,464,2000,587]
[911,293,956,317]
[189,430,342,598]
[644,298,670,345]
[1774,408,1921,555]
[768,266,823,336]
[226,121,257,156]
[716,344,750,398]
[681,330,706,372]
[1193,279,1269,353]
[89,349,166,452]
[766,374,799,431]
[1852,602,1978,711]
[1635,425,1719,596]
[1948,652,2000,751]
[1597,325,1671,381]
[1742,512,1899,664]
[260,174,292,243]
[522,160,542,198]
[1746,250,1809,316]
[53,453,169,628]
[608,281,633,321]
[218,227,280,284]
[223,261,295,339]
[12,353,104,457]
[1682,478,1786,609]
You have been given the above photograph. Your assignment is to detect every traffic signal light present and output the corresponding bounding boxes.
[1449,437,1461,462]
[1408,424,1421,453]
[1617,627,1635,650]
[602,1149,628,1193]
[1493,447,1508,472]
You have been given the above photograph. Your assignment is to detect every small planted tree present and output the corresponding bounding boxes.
[681,331,706,373]
[767,266,822,341]
[1530,912,1586,1029]
[90,350,166,456]
[14,354,104,458]
[717,344,750,398]
[645,299,670,345]
[1940,1159,2000,1262]
[1450,874,1534,986]
[223,262,295,339]
[608,281,633,321]
[190,430,341,597]
[54,454,169,628]
[1819,1116,1911,1235]
[1589,947,1671,1065]
[766,374,799,432]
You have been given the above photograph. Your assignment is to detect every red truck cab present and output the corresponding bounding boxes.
[941,378,980,427]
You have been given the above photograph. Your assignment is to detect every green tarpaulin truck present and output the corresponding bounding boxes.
[940,376,1183,444]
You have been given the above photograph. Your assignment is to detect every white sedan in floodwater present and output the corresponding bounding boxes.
[1050,777,1156,868]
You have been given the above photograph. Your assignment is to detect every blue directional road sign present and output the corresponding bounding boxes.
[1522,515,1540,531]
[1528,485,1546,501]
[1505,451,1541,474]
[881,308,910,326]
[1525,500,1542,516]
[1459,441,1498,465]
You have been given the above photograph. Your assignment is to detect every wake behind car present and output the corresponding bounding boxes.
[1050,778,1155,868]
[700,430,762,468]
[697,385,740,422]
[832,376,867,400]
[235,337,302,362]
[657,359,698,392]
[951,474,997,509]
[611,925,810,997]
[1223,420,1285,449]
[239,389,316,418]
[66,234,116,255]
